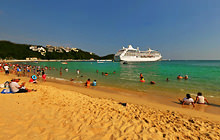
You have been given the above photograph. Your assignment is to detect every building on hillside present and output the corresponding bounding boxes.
[71,48,79,52]
[46,45,54,52]
[64,47,71,52]
[29,46,38,51]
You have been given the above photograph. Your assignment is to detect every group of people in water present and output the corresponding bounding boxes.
[0,62,211,107]
[139,73,189,84]
[139,73,156,84]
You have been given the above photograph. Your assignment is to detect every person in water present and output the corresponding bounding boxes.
[178,94,195,107]
[184,75,188,80]
[140,73,144,80]
[177,75,183,79]
[150,81,156,84]
[195,92,209,104]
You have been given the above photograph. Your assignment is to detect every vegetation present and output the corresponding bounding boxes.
[0,40,114,60]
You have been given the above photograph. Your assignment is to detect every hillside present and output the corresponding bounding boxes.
[0,41,114,60]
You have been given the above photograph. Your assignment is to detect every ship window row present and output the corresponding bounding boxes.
[125,52,160,56]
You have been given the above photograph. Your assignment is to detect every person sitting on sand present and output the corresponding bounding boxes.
[178,94,195,107]
[85,79,90,87]
[10,79,36,93]
[195,92,209,104]
[70,78,74,81]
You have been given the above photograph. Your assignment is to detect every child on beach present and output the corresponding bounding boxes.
[85,79,90,87]
[92,80,97,86]
[29,75,37,84]
[178,94,195,107]
[195,92,209,104]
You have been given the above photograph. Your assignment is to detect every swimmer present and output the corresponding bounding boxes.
[140,73,144,80]
[140,77,145,82]
[113,71,116,74]
[177,75,183,79]
[150,81,156,84]
[76,69,80,75]
[184,75,188,80]
[166,78,169,81]
[64,68,68,72]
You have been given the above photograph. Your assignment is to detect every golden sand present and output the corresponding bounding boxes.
[0,73,219,140]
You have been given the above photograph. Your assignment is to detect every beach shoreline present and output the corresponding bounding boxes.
[44,77,220,116]
[0,72,220,139]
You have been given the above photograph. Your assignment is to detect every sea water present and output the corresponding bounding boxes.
[20,60,220,101]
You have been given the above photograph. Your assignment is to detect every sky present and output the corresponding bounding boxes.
[0,0,220,60]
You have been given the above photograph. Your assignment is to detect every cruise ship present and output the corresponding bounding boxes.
[114,45,162,62]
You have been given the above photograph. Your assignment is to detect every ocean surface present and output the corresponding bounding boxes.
[19,60,220,101]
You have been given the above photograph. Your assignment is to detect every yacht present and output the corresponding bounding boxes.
[114,45,162,62]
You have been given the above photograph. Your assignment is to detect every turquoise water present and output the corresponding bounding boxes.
[20,60,220,100]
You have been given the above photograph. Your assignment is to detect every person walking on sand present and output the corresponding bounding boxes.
[178,94,195,107]
[195,92,209,104]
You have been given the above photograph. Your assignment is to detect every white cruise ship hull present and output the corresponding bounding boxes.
[115,56,162,62]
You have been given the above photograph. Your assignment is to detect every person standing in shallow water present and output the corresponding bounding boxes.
[140,73,144,80]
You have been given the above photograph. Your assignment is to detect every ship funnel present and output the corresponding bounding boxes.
[148,48,153,52]
[128,45,133,49]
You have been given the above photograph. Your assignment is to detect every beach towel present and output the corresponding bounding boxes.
[1,89,13,94]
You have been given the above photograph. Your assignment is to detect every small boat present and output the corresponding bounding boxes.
[61,62,68,64]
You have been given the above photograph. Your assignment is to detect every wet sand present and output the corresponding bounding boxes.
[0,72,220,140]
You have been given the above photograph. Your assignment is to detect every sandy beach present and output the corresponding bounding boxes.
[0,72,220,140]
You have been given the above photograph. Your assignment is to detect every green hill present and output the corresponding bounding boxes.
[0,41,113,60]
